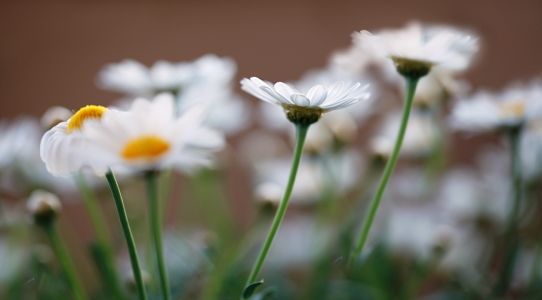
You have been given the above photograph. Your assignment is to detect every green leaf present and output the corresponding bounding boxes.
[242,280,264,299]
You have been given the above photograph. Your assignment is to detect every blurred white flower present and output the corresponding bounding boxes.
[521,120,542,180]
[450,80,542,132]
[97,54,235,97]
[371,110,439,158]
[81,94,224,174]
[384,206,457,260]
[266,217,330,269]
[40,106,73,130]
[99,55,250,135]
[0,118,75,194]
[241,77,370,125]
[354,22,479,75]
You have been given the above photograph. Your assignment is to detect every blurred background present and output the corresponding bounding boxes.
[1,1,542,299]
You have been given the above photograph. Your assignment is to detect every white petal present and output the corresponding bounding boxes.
[291,94,310,106]
[306,85,328,106]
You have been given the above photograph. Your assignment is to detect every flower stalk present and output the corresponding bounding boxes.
[494,125,523,295]
[242,123,310,297]
[42,222,88,300]
[75,173,123,299]
[145,171,171,300]
[105,170,148,300]
[348,76,420,267]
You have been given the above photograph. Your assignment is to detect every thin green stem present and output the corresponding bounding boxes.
[42,223,88,300]
[146,171,171,300]
[243,123,310,293]
[494,126,523,295]
[75,173,123,299]
[105,170,148,300]
[348,76,420,267]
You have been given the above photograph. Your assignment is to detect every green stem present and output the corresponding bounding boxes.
[75,173,123,299]
[243,123,310,293]
[494,126,523,295]
[42,223,88,300]
[348,76,420,267]
[146,171,171,300]
[105,170,148,300]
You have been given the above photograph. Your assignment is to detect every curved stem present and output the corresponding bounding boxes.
[146,171,171,300]
[494,126,523,295]
[105,170,148,300]
[348,76,420,267]
[75,173,123,299]
[243,123,310,292]
[43,223,88,300]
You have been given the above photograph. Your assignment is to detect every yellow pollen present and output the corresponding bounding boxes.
[122,136,170,160]
[67,105,107,133]
[499,102,525,119]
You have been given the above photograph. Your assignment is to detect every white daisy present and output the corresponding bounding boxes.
[81,94,225,174]
[97,54,236,98]
[450,80,542,132]
[99,55,250,135]
[241,77,370,125]
[371,110,440,158]
[354,22,479,77]
[41,105,110,177]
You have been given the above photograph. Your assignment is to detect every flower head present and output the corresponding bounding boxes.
[82,94,225,174]
[450,80,542,132]
[27,190,62,225]
[41,105,110,176]
[354,22,479,77]
[241,77,369,125]
[97,55,236,98]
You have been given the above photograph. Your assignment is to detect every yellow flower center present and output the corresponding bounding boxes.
[122,136,170,160]
[67,105,108,133]
[499,102,525,119]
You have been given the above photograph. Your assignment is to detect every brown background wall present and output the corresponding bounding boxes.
[1,0,541,119]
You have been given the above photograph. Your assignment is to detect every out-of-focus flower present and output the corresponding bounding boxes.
[265,217,330,269]
[438,165,510,229]
[97,54,235,97]
[252,149,363,205]
[354,22,479,77]
[450,80,542,132]
[40,106,73,130]
[41,105,110,176]
[98,55,250,135]
[82,94,224,174]
[0,118,76,195]
[384,206,457,260]
[371,110,439,158]
[27,189,62,224]
[241,77,370,125]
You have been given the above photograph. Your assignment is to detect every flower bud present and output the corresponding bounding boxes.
[27,190,62,225]
[40,106,73,130]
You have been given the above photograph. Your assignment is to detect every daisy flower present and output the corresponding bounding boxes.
[97,54,236,98]
[81,93,225,174]
[354,22,479,77]
[41,105,110,176]
[450,80,542,132]
[241,77,370,125]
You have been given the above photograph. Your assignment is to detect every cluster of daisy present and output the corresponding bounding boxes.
[2,19,542,300]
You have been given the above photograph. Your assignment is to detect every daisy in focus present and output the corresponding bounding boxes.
[241,77,370,125]
[81,93,225,174]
